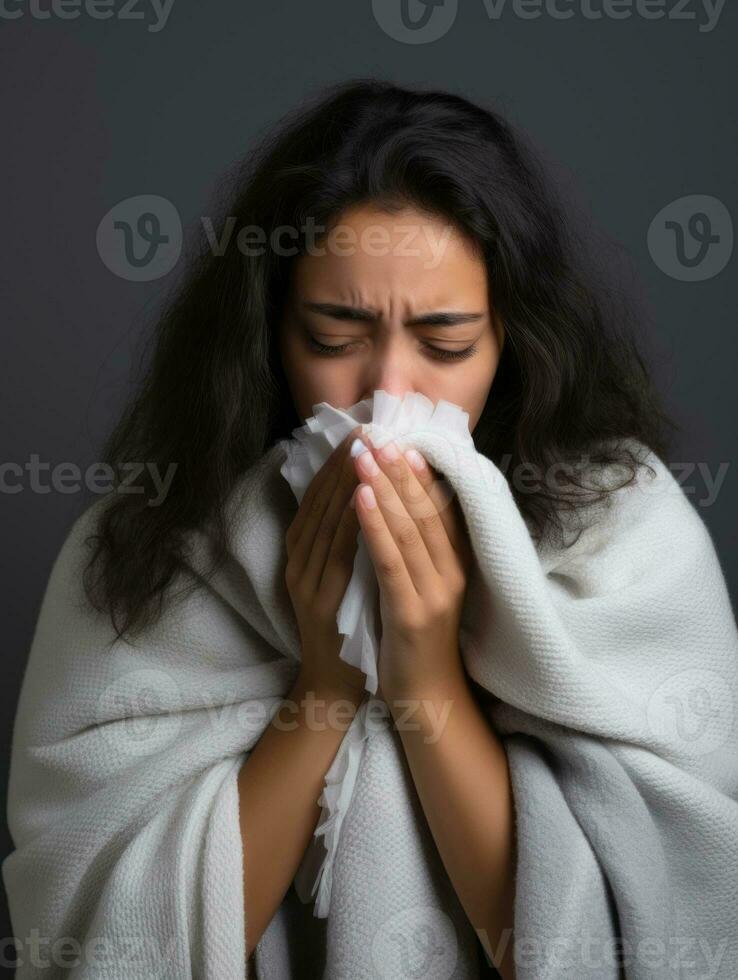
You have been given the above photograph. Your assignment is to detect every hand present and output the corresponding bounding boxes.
[349,439,474,704]
[284,424,372,702]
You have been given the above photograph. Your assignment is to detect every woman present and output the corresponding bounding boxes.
[5,79,737,980]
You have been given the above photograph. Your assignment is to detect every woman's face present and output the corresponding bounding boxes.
[278,203,504,431]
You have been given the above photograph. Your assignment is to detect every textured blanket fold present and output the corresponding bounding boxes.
[4,391,738,980]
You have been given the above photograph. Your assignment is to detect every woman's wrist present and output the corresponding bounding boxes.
[380,658,469,712]
[291,668,367,709]
[261,672,366,741]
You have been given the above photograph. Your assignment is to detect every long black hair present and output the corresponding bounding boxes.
[83,77,678,640]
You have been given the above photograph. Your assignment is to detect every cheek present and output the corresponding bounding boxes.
[294,360,363,416]
[441,357,496,402]
[432,353,499,427]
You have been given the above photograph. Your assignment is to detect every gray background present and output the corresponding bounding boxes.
[2,0,736,958]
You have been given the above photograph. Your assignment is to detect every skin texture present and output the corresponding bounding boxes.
[241,204,516,977]
[278,203,505,425]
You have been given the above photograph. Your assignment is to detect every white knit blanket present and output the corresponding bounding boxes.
[4,392,738,980]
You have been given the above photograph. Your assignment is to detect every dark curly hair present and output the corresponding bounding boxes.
[83,77,678,641]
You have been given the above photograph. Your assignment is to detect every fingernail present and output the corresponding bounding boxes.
[350,438,367,458]
[357,448,380,476]
[379,441,399,462]
[404,449,425,471]
[359,485,376,509]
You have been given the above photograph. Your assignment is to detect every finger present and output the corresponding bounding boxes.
[287,425,365,564]
[353,443,438,596]
[304,435,364,589]
[353,481,419,609]
[402,448,471,564]
[288,424,362,542]
[319,500,361,610]
[364,441,458,584]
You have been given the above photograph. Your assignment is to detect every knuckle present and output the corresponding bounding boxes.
[335,542,358,571]
[451,570,467,596]
[419,509,443,533]
[397,605,424,633]
[328,530,358,571]
[379,556,404,580]
[397,520,421,550]
[315,518,336,544]
[427,593,452,621]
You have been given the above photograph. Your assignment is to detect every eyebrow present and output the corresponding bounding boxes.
[301,302,484,328]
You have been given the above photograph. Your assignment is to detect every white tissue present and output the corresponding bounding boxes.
[278,389,476,916]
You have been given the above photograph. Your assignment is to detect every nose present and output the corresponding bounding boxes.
[360,335,420,403]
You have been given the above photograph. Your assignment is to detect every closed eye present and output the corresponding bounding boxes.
[306,337,478,362]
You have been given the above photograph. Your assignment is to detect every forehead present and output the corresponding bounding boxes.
[290,204,489,309]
